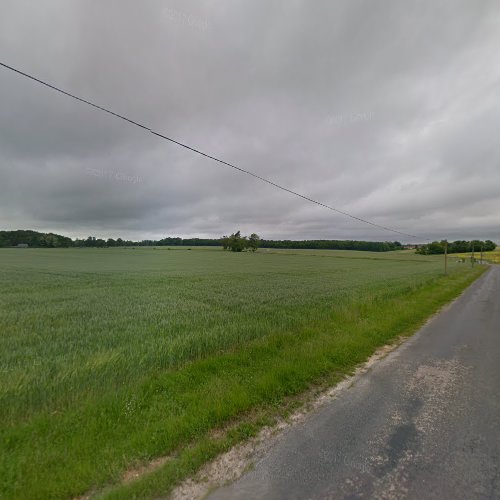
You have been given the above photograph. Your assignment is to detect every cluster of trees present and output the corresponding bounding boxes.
[260,239,403,252]
[221,231,261,252]
[416,240,497,255]
[0,230,72,248]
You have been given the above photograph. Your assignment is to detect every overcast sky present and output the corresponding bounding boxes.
[1,0,499,243]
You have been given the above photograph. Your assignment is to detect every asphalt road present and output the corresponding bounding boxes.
[210,266,500,499]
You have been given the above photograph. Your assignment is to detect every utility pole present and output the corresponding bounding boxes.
[444,240,448,275]
[480,245,483,265]
[471,242,475,268]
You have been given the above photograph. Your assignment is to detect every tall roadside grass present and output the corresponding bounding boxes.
[0,248,486,498]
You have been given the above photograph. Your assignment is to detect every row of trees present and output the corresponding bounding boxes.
[260,239,403,252]
[416,240,497,255]
[0,230,259,252]
[221,231,261,252]
[0,231,226,248]
[3,230,495,254]
[75,237,224,247]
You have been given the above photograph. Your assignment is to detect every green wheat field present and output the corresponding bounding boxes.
[0,247,486,498]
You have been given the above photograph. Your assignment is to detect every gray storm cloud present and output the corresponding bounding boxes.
[0,0,499,242]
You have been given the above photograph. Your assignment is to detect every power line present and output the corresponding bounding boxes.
[0,61,421,239]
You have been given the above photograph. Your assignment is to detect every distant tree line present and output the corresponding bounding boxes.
[145,237,221,247]
[0,231,222,248]
[259,239,403,252]
[74,236,222,248]
[4,230,494,255]
[416,240,497,255]
[0,230,404,252]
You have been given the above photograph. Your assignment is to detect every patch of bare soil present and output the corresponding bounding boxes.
[122,455,173,484]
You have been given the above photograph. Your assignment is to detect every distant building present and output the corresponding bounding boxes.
[15,243,29,248]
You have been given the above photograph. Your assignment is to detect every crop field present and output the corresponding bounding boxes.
[455,250,500,264]
[0,247,486,498]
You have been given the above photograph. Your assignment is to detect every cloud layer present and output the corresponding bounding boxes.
[1,0,499,242]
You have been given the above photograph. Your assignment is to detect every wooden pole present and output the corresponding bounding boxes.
[471,243,475,268]
[444,240,448,275]
[480,246,483,265]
